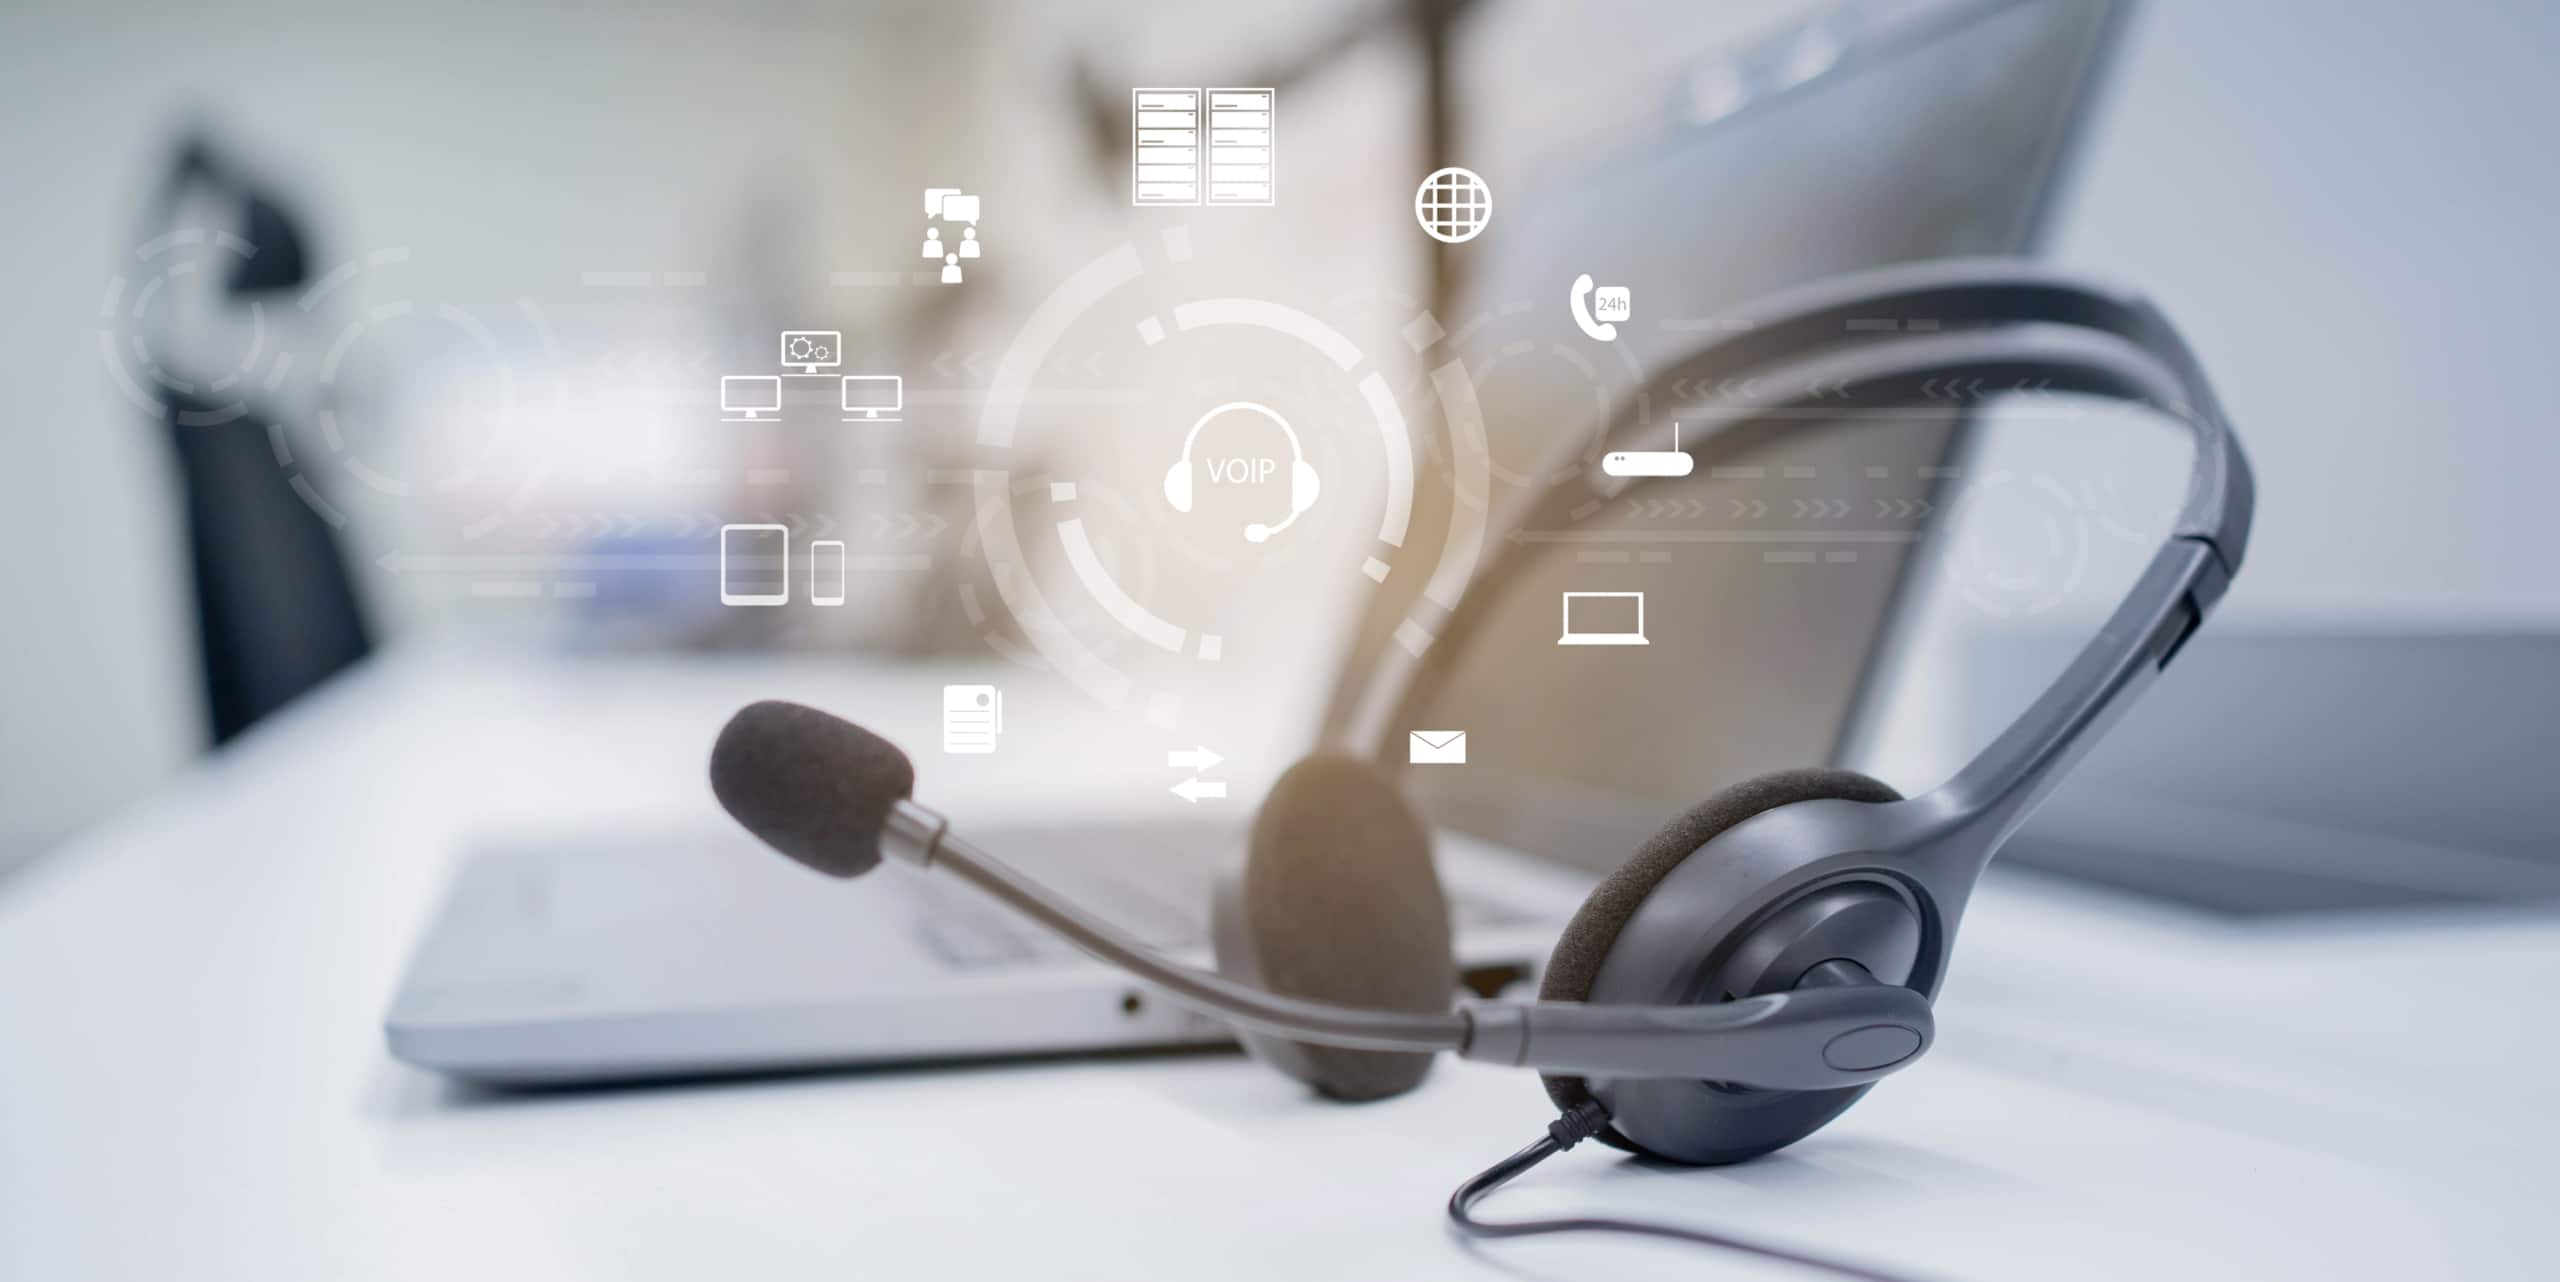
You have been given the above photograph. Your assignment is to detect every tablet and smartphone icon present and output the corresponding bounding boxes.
[718,526,848,607]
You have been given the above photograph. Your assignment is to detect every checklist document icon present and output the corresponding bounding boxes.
[942,685,1003,755]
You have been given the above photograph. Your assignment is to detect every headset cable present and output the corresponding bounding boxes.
[1446,1101,1924,1282]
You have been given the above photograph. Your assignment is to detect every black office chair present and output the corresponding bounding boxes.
[146,138,371,744]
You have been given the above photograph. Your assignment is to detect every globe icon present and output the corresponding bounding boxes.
[1414,167,1493,244]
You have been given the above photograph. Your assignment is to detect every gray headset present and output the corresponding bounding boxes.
[711,257,2253,1275]
[1306,256,2254,1161]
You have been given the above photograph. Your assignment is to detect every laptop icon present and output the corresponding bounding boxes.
[1558,591,1648,646]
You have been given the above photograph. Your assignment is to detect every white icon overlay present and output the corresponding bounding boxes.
[1162,400,1321,544]
[718,524,791,606]
[1415,167,1492,244]
[1408,731,1468,765]
[1569,274,1631,342]
[1166,745,1228,802]
[809,540,847,606]
[924,188,981,285]
[721,332,898,424]
[1133,90,1201,205]
[943,685,1004,754]
[719,375,783,422]
[781,330,841,372]
[1132,88,1276,207]
[840,375,903,422]
[1602,422,1695,479]
[1558,591,1648,646]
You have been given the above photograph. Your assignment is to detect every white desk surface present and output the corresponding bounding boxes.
[2,645,2550,1281]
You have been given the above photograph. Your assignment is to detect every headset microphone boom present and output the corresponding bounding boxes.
[710,700,1936,1091]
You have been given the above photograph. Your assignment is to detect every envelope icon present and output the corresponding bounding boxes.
[1408,730,1468,765]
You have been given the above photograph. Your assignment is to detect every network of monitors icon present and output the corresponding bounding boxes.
[720,331,900,423]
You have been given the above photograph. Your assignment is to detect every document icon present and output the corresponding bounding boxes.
[942,685,1003,755]
[1408,730,1467,765]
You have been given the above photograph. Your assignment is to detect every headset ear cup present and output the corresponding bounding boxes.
[1212,755,1454,1101]
[1163,458,1193,512]
[1538,767,1903,1120]
[1292,459,1320,513]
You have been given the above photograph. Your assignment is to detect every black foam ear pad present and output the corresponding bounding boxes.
[1212,755,1456,1102]
[1539,767,1903,1114]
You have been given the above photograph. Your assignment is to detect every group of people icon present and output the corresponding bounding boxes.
[922,224,980,284]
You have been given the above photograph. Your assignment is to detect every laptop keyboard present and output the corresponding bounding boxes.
[908,819,1544,970]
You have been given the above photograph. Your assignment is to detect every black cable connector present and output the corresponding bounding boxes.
[1544,1099,1613,1148]
[1445,1106,1924,1282]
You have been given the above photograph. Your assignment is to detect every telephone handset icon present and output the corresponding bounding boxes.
[1570,273,1628,342]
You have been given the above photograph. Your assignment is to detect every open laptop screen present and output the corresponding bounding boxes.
[1337,0,2129,870]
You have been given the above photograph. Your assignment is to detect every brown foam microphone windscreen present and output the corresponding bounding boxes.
[1219,755,1457,1101]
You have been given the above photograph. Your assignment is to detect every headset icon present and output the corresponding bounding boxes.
[1162,401,1321,543]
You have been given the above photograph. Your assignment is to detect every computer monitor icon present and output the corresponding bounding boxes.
[840,375,904,422]
[720,375,783,422]
[1558,591,1648,646]
[781,330,841,374]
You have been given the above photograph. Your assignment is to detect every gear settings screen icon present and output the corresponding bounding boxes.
[781,330,840,373]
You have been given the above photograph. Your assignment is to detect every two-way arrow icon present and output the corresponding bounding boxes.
[1166,746,1229,803]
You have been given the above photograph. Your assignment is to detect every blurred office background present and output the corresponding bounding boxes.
[2,0,2555,877]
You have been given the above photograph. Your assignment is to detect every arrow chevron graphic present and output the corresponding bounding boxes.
[1623,498,1709,521]
[1917,377,2055,402]
[861,511,948,541]
[1165,747,1224,772]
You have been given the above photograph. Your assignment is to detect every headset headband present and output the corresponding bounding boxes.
[1178,401,1307,465]
[1639,258,2250,567]
[1355,258,2255,855]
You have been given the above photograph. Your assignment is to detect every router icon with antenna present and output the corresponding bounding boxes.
[1601,421,1696,478]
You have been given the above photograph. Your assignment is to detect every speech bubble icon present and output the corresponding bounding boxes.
[938,193,980,225]
[924,187,960,217]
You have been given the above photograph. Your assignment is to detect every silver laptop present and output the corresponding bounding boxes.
[386,0,2128,1084]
